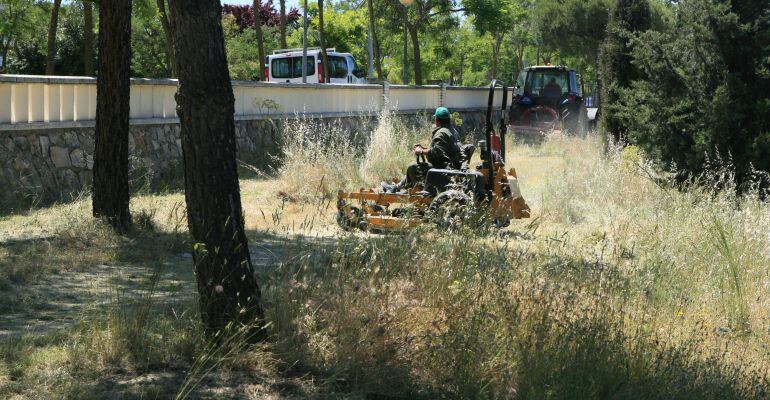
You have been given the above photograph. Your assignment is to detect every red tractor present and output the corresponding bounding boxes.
[509,65,589,136]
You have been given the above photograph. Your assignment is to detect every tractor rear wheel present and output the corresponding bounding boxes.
[429,190,472,233]
[493,218,511,228]
[564,105,588,136]
[576,105,588,137]
[337,205,362,231]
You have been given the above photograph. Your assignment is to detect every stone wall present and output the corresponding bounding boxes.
[0,109,495,212]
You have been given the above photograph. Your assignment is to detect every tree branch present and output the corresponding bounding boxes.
[428,7,465,17]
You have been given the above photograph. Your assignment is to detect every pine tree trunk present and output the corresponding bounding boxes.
[45,0,62,75]
[490,34,503,80]
[408,25,422,85]
[167,0,264,339]
[156,0,176,77]
[92,0,132,233]
[83,0,94,76]
[1,38,10,73]
[253,0,266,81]
[318,0,329,82]
[279,0,287,49]
[457,53,465,86]
[367,0,382,79]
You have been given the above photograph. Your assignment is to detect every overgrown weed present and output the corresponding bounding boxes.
[259,224,769,398]
[263,130,770,397]
[3,129,770,398]
[276,111,425,201]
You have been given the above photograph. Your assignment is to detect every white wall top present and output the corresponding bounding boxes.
[0,75,511,127]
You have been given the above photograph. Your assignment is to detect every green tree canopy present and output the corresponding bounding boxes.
[614,0,770,186]
[533,0,610,65]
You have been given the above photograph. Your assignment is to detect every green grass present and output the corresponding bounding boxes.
[1,121,770,398]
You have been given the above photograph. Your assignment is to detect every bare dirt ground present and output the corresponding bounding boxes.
[0,234,297,341]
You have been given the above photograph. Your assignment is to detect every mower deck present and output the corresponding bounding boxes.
[338,188,433,206]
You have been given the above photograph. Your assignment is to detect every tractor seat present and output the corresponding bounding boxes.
[424,168,485,198]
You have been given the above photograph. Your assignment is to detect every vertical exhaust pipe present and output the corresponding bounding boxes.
[485,80,497,191]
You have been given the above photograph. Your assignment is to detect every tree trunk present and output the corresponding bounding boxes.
[490,34,503,79]
[374,23,384,79]
[156,0,176,77]
[367,0,382,79]
[516,44,524,79]
[458,52,465,85]
[279,0,287,48]
[253,0,266,81]
[318,0,329,82]
[45,0,62,75]
[408,25,422,85]
[1,38,10,73]
[83,0,94,76]
[92,0,132,233]
[167,0,264,339]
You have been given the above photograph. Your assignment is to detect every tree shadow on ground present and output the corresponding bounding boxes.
[0,226,339,340]
[0,227,193,340]
[59,368,313,400]
[0,227,341,398]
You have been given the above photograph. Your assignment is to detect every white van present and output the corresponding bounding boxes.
[265,48,367,84]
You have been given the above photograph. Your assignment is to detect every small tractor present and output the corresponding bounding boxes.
[336,80,530,233]
[509,65,589,136]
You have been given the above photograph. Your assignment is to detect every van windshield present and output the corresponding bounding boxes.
[271,56,315,79]
[328,56,348,78]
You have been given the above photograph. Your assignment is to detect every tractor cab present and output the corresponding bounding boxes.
[510,66,588,135]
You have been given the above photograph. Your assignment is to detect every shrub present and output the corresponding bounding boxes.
[598,0,652,144]
[614,0,770,187]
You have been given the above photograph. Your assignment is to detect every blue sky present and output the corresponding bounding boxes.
[223,0,302,10]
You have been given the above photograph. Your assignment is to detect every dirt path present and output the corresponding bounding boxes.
[0,243,286,341]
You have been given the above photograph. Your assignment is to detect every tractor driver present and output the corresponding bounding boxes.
[542,77,562,106]
[381,107,471,193]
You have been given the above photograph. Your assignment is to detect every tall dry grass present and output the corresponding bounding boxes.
[2,119,770,398]
[263,125,770,397]
[276,111,425,200]
[529,136,770,335]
